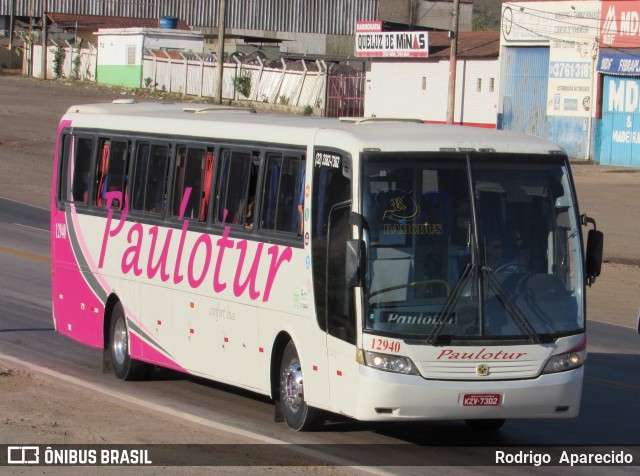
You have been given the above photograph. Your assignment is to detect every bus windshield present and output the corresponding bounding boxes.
[362,152,584,342]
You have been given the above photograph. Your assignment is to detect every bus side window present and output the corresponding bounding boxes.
[261,153,305,234]
[95,139,129,209]
[200,151,215,222]
[71,137,94,204]
[216,149,255,227]
[95,140,110,207]
[58,134,73,203]
[172,145,207,221]
[131,142,170,215]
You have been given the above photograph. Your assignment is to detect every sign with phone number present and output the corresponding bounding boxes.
[549,61,591,79]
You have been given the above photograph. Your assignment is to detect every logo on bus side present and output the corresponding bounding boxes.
[476,363,489,376]
[436,348,527,360]
[97,190,292,303]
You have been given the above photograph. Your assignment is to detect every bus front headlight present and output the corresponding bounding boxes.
[542,338,587,374]
[360,350,419,375]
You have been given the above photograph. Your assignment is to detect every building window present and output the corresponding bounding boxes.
[126,45,136,65]
[421,77,427,91]
[476,78,482,92]
[489,78,495,92]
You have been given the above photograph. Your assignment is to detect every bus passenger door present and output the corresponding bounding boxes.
[325,203,358,416]
[311,149,357,416]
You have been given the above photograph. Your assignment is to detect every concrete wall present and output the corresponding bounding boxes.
[97,33,144,87]
[364,58,499,127]
[0,49,21,69]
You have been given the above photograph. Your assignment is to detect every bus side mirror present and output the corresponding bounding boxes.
[585,229,603,286]
[346,239,366,287]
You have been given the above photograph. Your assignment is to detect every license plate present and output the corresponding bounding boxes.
[462,394,501,406]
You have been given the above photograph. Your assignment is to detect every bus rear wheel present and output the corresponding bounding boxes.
[279,341,323,431]
[109,301,149,381]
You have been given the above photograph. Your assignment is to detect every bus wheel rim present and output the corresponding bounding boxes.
[282,360,304,411]
[113,318,128,366]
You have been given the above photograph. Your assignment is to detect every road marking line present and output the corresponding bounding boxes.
[13,223,48,233]
[0,245,49,263]
[585,376,640,394]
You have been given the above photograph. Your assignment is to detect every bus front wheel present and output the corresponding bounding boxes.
[279,341,323,431]
[109,301,148,381]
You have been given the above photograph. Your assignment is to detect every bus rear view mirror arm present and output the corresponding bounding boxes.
[346,211,368,288]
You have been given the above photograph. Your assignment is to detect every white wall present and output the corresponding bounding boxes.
[98,34,144,66]
[144,32,204,54]
[97,29,204,67]
[364,58,499,127]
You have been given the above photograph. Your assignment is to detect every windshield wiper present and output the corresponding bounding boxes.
[426,262,474,344]
[483,268,541,344]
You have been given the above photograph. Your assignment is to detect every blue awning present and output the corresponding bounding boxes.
[597,50,640,75]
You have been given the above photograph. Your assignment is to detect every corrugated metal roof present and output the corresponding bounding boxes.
[4,0,379,36]
[45,13,191,31]
[428,31,500,58]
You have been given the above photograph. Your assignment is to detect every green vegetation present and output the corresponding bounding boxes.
[53,44,66,78]
[234,71,252,99]
[473,0,501,31]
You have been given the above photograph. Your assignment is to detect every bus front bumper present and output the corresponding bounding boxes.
[352,364,583,421]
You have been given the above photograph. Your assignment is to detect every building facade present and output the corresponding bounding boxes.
[499,0,640,165]
[364,31,500,127]
[96,28,204,88]
[1,0,473,58]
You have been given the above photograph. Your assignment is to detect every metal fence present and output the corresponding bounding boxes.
[325,74,365,118]
[23,43,97,80]
[21,44,368,116]
[142,52,328,109]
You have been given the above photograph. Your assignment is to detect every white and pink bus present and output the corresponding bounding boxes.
[51,102,603,431]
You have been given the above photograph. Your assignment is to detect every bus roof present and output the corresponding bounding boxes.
[63,101,565,156]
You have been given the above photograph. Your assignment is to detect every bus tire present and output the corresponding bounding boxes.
[109,301,148,381]
[465,418,506,431]
[279,341,323,431]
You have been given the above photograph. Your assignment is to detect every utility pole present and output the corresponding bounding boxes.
[214,0,227,104]
[41,0,47,79]
[9,0,15,68]
[446,0,460,125]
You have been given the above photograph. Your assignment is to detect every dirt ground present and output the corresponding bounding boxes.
[0,72,639,468]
